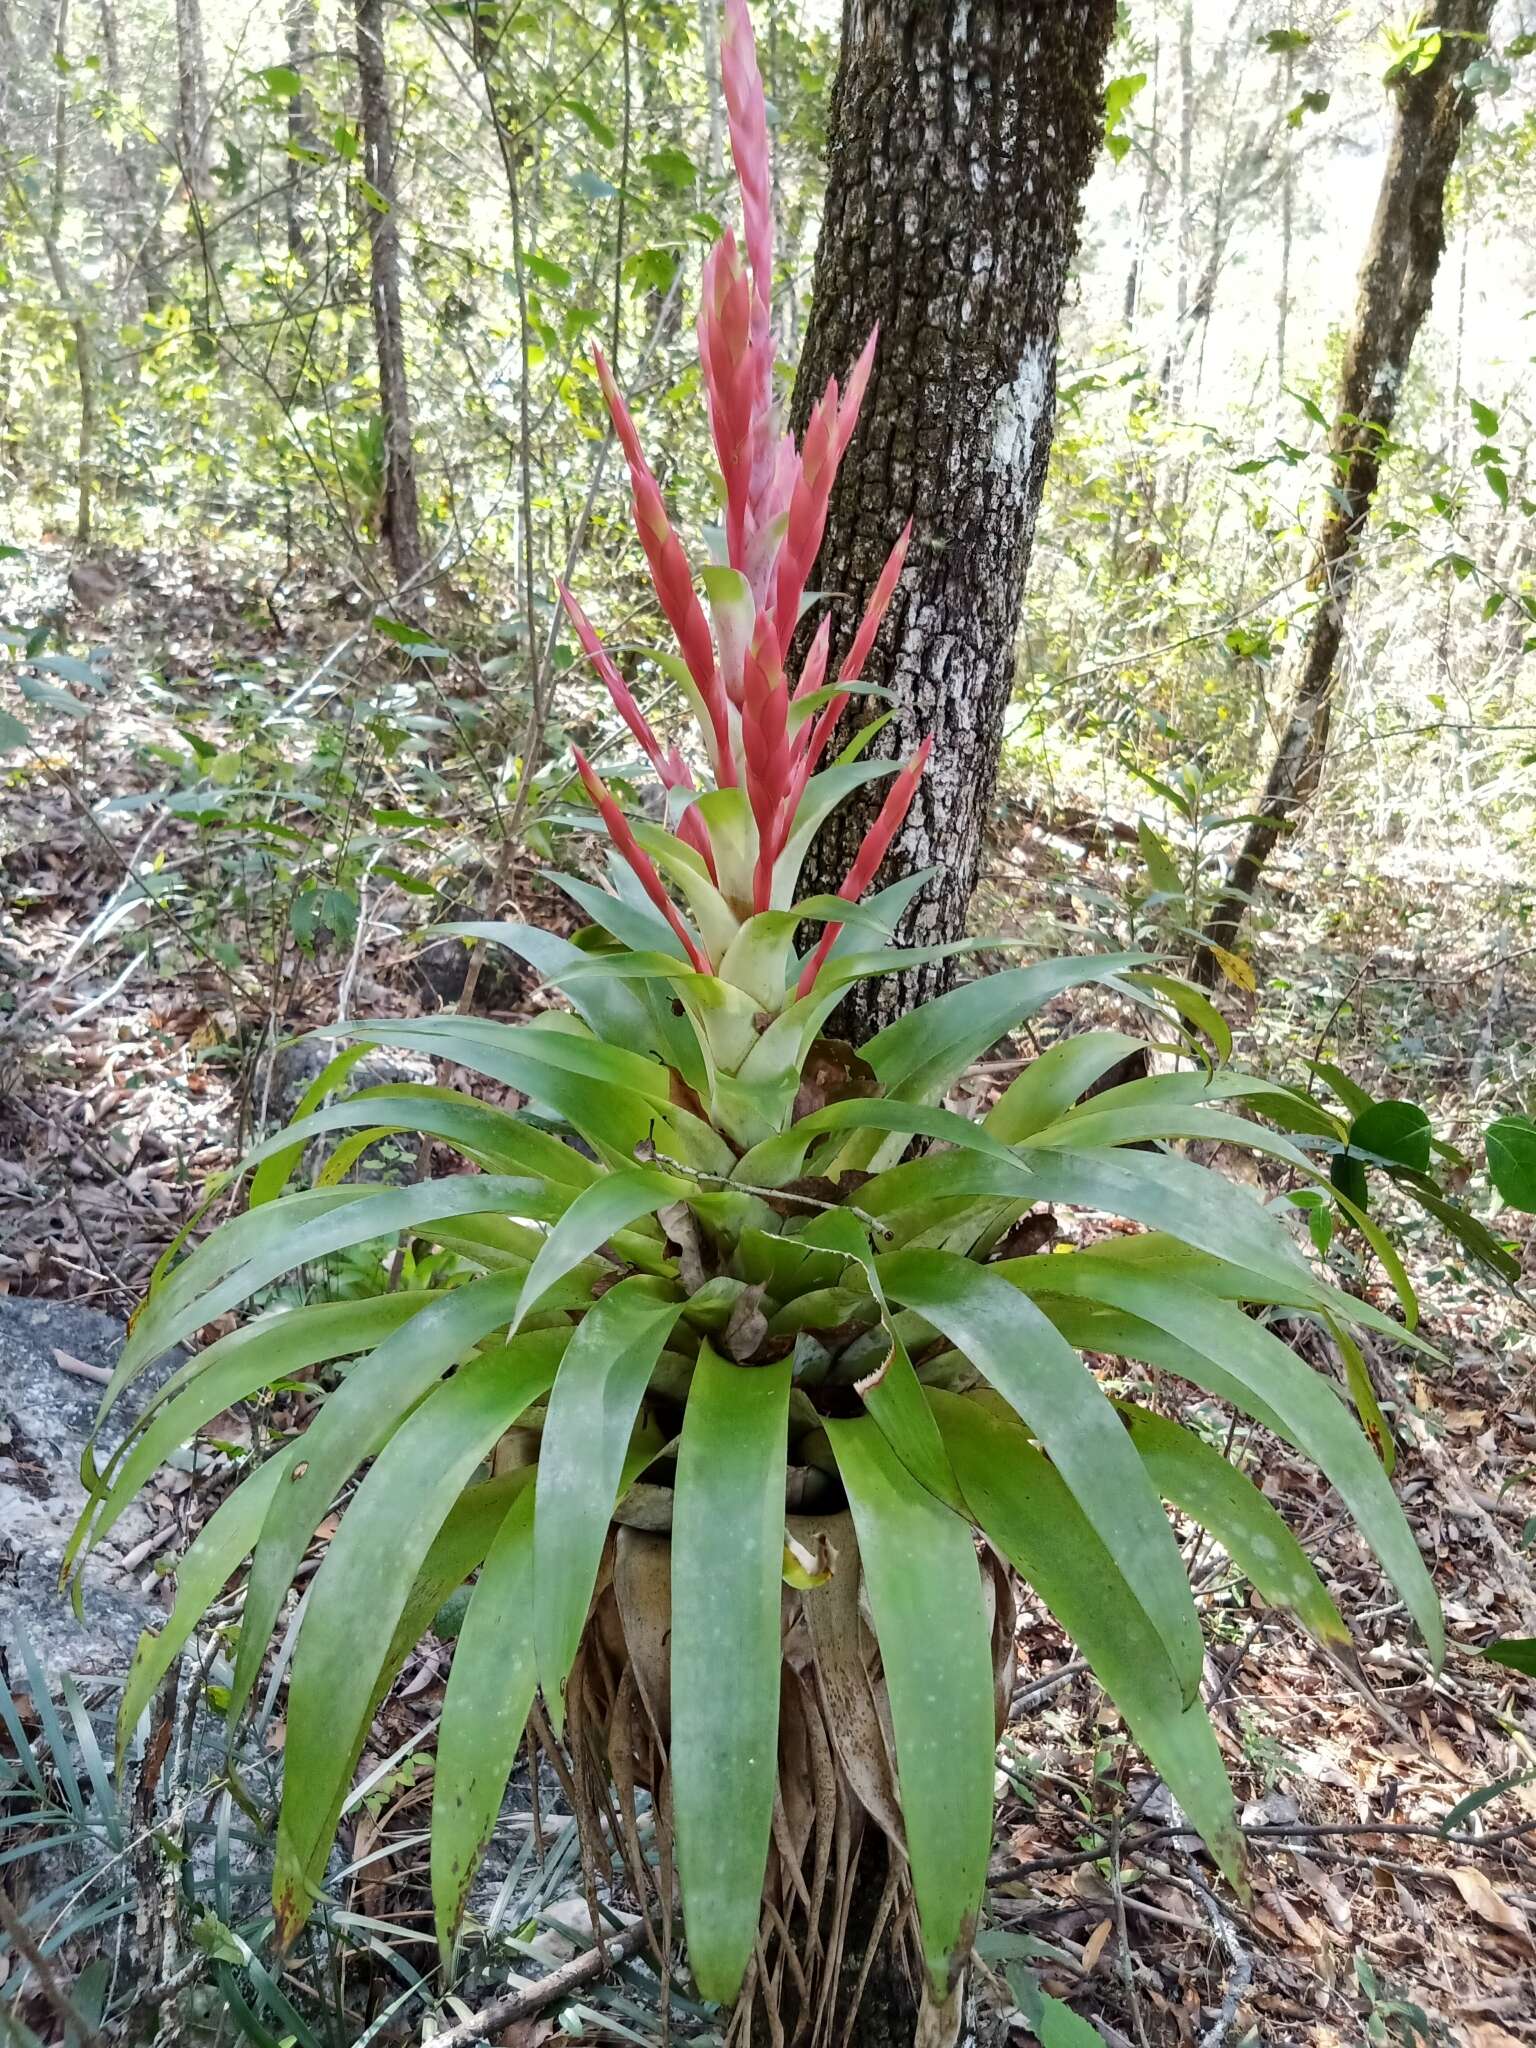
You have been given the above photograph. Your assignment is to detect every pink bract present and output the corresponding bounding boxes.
[559,0,928,967]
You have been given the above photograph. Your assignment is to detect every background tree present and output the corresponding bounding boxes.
[1196,0,1498,977]
[791,0,1117,1033]
[353,0,425,592]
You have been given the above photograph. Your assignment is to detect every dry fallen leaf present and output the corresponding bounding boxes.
[1449,1867,1532,1948]
[1081,1917,1112,1974]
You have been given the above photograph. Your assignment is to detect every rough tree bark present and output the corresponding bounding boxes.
[354,0,426,590]
[1196,0,1495,980]
[792,0,1117,1038]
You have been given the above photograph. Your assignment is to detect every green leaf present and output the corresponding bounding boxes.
[1117,1405,1348,1645]
[1349,1099,1432,1173]
[565,97,617,146]
[510,1167,684,1332]
[274,1340,562,1936]
[430,923,661,1057]
[534,1283,684,1724]
[431,1483,538,1957]
[1262,27,1312,51]
[877,1250,1205,1704]
[1488,1116,1536,1210]
[117,1449,294,1771]
[642,145,696,191]
[671,1346,791,2002]
[31,652,105,687]
[1136,818,1184,899]
[984,1032,1144,1143]
[239,1086,602,1199]
[934,1392,1244,1891]
[864,955,1149,1104]
[228,1276,565,1725]
[0,708,33,750]
[1484,1637,1536,1677]
[260,64,302,97]
[107,1177,567,1402]
[1470,397,1501,438]
[1012,1259,1443,1665]
[76,1293,432,1571]
[856,1328,968,1515]
[825,1415,995,1994]
[865,1145,1315,1303]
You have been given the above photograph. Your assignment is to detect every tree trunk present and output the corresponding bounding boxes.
[97,0,168,313]
[1195,0,1495,981]
[354,0,426,590]
[174,0,213,202]
[285,0,318,262]
[791,0,1117,1038]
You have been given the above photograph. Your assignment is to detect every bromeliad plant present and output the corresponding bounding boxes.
[72,6,1443,2039]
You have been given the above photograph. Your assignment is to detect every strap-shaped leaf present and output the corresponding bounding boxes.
[74,1293,431,1574]
[309,1016,731,1169]
[535,1282,685,1724]
[671,1345,790,2002]
[864,1146,1330,1307]
[733,1097,1019,1188]
[431,1481,539,1959]
[228,1274,563,1725]
[983,1031,1145,1142]
[1029,1103,1315,1175]
[1117,1404,1348,1646]
[428,919,661,1051]
[510,1168,685,1333]
[877,1249,1204,1706]
[1014,1260,1443,1665]
[238,1087,604,1200]
[862,954,1147,1103]
[856,1329,967,1515]
[116,1446,295,1772]
[274,1341,562,1935]
[105,1176,565,1408]
[825,1415,995,1995]
[933,1392,1245,1892]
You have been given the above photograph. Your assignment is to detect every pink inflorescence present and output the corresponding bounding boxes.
[558,0,928,970]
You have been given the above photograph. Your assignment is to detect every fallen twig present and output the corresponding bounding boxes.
[425,1919,650,2048]
[1186,1871,1251,2048]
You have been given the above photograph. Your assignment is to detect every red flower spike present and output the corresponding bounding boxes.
[838,519,913,685]
[591,349,731,773]
[790,614,832,706]
[699,235,758,572]
[573,748,711,974]
[741,633,791,911]
[720,0,775,485]
[794,736,933,999]
[559,583,668,775]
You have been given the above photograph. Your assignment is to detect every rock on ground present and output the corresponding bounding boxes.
[0,1295,172,1691]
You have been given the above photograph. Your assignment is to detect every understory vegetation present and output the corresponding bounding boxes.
[3,2,1536,2045]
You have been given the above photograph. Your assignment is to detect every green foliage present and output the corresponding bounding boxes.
[78,896,1442,2004]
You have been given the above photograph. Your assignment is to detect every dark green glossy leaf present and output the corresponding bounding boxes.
[671,1346,790,2002]
[934,1392,1244,1890]
[877,1249,1204,1704]
[826,1414,995,1993]
[535,1283,684,1722]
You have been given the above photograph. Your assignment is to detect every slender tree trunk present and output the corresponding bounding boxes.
[1195,0,1495,980]
[97,0,167,313]
[354,0,426,589]
[792,0,1117,1037]
[1275,39,1294,393]
[285,0,318,262]
[174,0,213,201]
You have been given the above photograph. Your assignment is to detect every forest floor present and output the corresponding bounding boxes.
[3,553,1536,2045]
